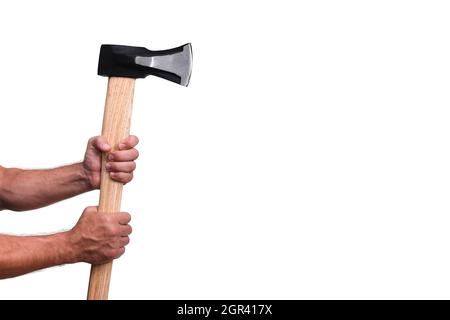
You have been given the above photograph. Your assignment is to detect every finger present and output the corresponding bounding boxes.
[119,224,132,236]
[116,212,131,224]
[90,136,111,152]
[110,236,130,248]
[112,247,126,259]
[105,161,136,173]
[110,172,133,184]
[108,149,139,162]
[84,206,99,214]
[119,236,130,247]
[118,135,139,150]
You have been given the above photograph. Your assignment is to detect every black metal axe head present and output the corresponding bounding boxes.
[98,43,193,86]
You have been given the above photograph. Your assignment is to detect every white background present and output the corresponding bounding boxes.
[0,0,450,299]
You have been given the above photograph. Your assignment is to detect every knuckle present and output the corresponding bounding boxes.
[112,226,121,235]
[103,214,114,223]
[106,250,117,260]
[108,162,117,170]
[129,162,137,171]
[115,247,126,258]
[106,224,118,235]
[122,212,131,220]
[93,136,104,146]
[131,149,139,159]
[84,206,95,214]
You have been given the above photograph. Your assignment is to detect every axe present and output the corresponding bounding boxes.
[87,43,193,300]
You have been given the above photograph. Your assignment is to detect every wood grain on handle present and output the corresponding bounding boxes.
[87,77,135,300]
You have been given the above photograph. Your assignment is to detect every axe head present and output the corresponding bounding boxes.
[98,43,193,86]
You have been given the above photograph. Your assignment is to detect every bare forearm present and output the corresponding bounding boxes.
[0,232,76,279]
[0,163,91,211]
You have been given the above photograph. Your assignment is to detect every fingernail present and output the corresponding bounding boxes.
[105,164,111,171]
[119,143,126,150]
[108,154,114,161]
[103,143,111,150]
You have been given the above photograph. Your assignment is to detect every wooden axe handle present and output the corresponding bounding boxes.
[87,77,135,300]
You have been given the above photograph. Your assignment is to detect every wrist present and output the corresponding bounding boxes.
[78,162,97,191]
[52,231,80,265]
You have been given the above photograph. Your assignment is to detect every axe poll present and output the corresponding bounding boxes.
[87,43,193,300]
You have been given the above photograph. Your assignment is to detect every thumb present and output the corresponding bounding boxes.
[89,136,111,153]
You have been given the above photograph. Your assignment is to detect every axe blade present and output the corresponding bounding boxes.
[98,43,193,86]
